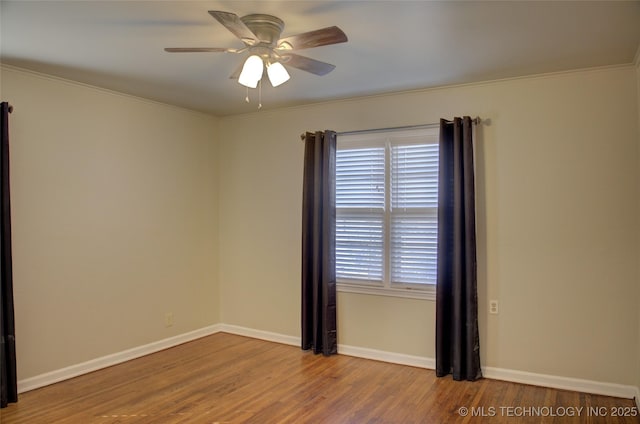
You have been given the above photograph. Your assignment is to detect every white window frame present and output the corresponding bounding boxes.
[336,126,439,301]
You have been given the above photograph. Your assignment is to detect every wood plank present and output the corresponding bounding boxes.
[2,333,638,423]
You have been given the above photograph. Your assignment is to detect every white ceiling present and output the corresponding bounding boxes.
[2,1,639,116]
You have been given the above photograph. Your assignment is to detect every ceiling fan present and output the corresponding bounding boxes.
[165,11,348,90]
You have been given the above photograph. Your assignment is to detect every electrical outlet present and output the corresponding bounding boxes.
[164,312,174,327]
[489,300,499,315]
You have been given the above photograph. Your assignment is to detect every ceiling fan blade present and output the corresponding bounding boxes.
[277,26,347,51]
[208,11,258,45]
[280,53,336,76]
[164,47,237,53]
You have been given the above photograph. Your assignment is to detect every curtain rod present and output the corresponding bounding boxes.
[300,117,481,140]
[6,104,13,114]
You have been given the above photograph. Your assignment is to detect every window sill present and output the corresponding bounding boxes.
[336,282,436,301]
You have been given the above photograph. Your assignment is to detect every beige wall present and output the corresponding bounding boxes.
[3,62,639,389]
[219,65,640,386]
[2,67,220,380]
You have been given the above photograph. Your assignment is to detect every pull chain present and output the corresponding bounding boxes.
[241,82,263,110]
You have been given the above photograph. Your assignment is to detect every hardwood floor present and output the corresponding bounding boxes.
[2,333,638,423]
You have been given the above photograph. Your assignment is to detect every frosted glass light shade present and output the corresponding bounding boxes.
[238,55,264,88]
[267,62,290,87]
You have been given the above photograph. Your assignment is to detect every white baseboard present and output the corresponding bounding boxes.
[17,324,222,393]
[337,344,435,369]
[216,324,300,347]
[18,323,640,403]
[482,366,637,400]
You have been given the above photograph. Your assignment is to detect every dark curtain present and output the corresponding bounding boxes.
[1,102,17,407]
[301,130,337,356]
[435,116,482,381]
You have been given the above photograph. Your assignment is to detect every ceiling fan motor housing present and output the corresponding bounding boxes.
[240,14,285,47]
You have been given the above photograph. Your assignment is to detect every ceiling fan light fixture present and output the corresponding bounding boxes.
[238,55,263,88]
[167,10,348,107]
[267,61,290,87]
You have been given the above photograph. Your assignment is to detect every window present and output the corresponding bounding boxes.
[335,127,439,300]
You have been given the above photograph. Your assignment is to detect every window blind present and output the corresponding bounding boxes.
[335,147,385,208]
[391,144,439,209]
[336,130,439,288]
[390,143,438,285]
[336,147,385,282]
